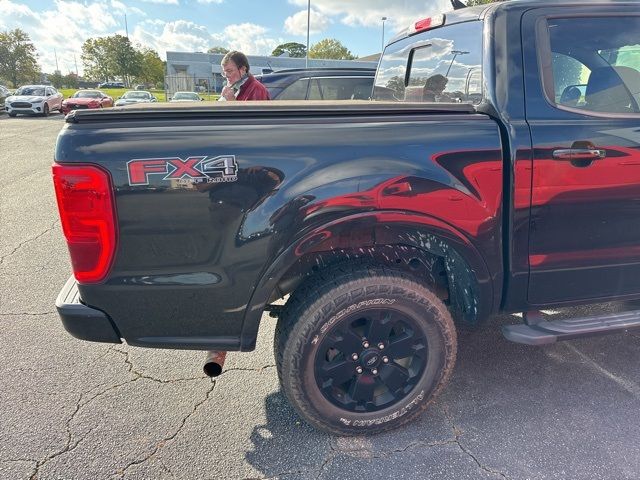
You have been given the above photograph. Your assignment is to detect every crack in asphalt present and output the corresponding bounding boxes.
[0,220,59,266]
[443,406,510,480]
[116,380,216,478]
[220,364,277,375]
[111,347,208,384]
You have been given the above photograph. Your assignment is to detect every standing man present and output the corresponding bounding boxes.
[219,51,270,101]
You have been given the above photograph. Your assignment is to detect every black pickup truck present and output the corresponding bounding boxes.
[53,0,640,435]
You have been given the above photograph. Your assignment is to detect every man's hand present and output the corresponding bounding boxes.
[221,85,236,101]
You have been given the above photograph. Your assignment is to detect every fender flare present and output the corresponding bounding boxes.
[239,210,497,350]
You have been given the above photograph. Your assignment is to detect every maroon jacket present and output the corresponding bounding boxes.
[236,75,270,101]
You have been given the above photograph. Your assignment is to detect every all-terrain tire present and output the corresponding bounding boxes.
[274,264,457,435]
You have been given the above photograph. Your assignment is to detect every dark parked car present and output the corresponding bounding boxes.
[0,85,11,111]
[98,82,126,89]
[256,67,375,100]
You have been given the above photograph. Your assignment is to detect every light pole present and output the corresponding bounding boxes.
[445,50,469,77]
[381,17,387,53]
[306,0,310,68]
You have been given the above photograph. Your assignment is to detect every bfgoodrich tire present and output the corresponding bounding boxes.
[275,265,457,435]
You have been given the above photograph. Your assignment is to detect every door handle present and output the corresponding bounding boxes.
[552,148,606,160]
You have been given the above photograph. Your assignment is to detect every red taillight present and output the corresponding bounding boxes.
[52,164,117,283]
[409,14,445,35]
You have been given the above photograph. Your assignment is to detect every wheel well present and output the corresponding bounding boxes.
[270,243,480,325]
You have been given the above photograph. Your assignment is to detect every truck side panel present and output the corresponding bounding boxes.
[56,111,503,350]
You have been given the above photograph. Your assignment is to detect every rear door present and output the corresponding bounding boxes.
[523,7,640,304]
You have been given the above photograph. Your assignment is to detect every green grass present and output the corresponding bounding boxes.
[60,88,219,102]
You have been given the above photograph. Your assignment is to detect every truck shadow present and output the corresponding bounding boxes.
[244,303,640,479]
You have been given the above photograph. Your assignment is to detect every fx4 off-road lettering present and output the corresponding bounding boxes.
[127,155,238,186]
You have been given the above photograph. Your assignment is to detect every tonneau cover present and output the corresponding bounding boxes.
[65,100,476,123]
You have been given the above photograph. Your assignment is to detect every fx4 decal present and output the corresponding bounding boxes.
[127,156,238,186]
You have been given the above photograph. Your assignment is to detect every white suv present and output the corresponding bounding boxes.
[6,85,63,117]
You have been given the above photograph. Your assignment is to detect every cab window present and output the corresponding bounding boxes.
[542,16,640,114]
[373,21,483,104]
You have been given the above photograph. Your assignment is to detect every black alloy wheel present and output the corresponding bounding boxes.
[275,264,457,435]
[314,308,427,413]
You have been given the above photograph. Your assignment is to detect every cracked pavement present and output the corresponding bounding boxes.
[1,116,639,479]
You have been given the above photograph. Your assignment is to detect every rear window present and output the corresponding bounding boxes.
[373,21,483,104]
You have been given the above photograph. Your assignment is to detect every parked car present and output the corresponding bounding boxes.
[0,85,11,111]
[114,90,157,107]
[169,91,203,102]
[256,68,375,100]
[98,82,126,89]
[6,85,63,117]
[61,90,113,114]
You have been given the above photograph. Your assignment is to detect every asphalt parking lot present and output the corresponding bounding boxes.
[1,113,639,480]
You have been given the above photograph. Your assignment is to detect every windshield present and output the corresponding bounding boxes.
[174,92,199,100]
[16,87,45,96]
[72,91,101,98]
[122,91,150,99]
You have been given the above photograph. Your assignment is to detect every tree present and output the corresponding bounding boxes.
[309,39,356,60]
[0,29,40,87]
[64,73,79,89]
[49,71,64,88]
[81,37,112,82]
[82,35,141,86]
[272,42,306,58]
[208,46,229,54]
[137,48,165,87]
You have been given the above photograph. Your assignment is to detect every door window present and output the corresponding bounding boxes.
[278,78,309,100]
[307,77,373,100]
[541,16,640,114]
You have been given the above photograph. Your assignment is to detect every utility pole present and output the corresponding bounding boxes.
[381,17,387,54]
[124,14,130,87]
[54,48,60,73]
[306,0,310,68]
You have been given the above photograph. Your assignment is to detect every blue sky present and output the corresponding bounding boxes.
[1,0,450,75]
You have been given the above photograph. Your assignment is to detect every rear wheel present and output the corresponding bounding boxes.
[8,112,16,117]
[275,265,457,435]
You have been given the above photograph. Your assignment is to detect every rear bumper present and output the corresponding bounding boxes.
[56,276,122,344]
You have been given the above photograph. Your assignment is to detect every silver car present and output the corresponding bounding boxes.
[170,91,203,102]
[6,85,63,117]
[114,90,157,107]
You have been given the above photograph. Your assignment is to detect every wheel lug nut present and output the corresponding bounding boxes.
[362,340,370,348]
[351,353,359,361]
[372,369,378,375]
[382,356,389,363]
[378,343,385,349]
[356,366,363,374]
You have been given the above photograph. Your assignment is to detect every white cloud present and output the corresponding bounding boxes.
[284,9,330,36]
[218,23,280,56]
[133,20,212,55]
[139,0,179,4]
[288,0,451,33]
[133,20,280,57]
[0,0,130,75]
